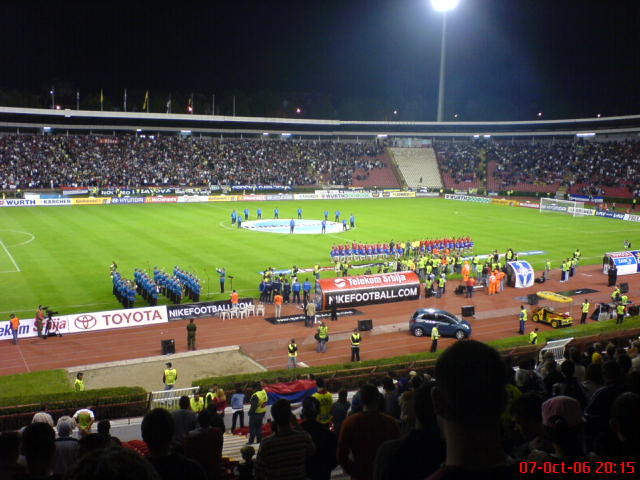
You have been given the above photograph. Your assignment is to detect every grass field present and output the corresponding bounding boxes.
[1,197,638,318]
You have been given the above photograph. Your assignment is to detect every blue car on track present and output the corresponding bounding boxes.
[409,308,472,340]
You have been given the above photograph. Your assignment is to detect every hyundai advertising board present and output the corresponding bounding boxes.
[316,272,420,309]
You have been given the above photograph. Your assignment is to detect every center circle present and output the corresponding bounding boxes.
[241,218,346,234]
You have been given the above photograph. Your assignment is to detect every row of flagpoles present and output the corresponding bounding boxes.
[50,87,224,115]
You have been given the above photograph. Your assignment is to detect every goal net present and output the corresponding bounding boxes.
[539,197,591,217]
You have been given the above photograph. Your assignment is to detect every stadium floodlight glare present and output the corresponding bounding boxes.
[377,134,388,138]
[431,0,459,122]
[180,130,192,135]
[576,132,595,137]
[472,134,480,138]
[281,132,291,137]
[262,132,269,136]
[43,127,52,132]
[430,0,459,12]
[483,135,491,138]
[136,129,142,133]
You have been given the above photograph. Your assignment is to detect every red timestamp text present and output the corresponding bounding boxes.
[518,461,636,475]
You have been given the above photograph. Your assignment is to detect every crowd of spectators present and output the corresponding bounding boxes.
[0,134,386,190]
[2,337,640,479]
[436,139,640,196]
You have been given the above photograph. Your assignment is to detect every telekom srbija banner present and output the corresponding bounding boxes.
[0,305,169,341]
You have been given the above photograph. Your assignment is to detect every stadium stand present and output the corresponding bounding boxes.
[435,139,640,197]
[388,147,443,189]
[0,135,388,189]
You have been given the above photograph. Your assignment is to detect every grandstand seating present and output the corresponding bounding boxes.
[350,153,401,188]
[389,147,443,189]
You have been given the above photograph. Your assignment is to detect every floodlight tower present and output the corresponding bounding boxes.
[431,0,460,122]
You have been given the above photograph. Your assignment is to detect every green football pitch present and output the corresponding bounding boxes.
[0,198,637,318]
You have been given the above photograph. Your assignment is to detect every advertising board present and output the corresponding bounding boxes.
[71,197,111,205]
[603,251,640,276]
[62,305,168,334]
[316,272,420,309]
[167,298,253,320]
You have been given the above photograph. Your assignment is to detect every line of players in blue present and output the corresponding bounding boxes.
[231,207,355,229]
[112,271,137,308]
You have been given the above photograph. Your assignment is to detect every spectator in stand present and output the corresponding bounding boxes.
[337,383,400,480]
[0,431,26,479]
[381,377,400,420]
[236,446,255,480]
[606,392,640,463]
[230,388,246,432]
[31,411,55,428]
[141,408,207,480]
[584,360,625,443]
[527,396,587,467]
[557,360,588,408]
[581,363,604,403]
[329,389,350,438]
[426,340,512,479]
[66,447,160,480]
[373,380,445,480]
[254,399,315,480]
[96,420,121,447]
[183,410,224,480]
[53,416,79,476]
[510,392,550,461]
[73,407,95,437]
[300,396,338,480]
[171,395,198,450]
[20,422,57,480]
[398,374,424,434]
[77,434,109,459]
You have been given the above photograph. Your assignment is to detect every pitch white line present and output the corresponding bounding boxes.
[16,344,31,372]
[0,230,36,247]
[0,239,20,272]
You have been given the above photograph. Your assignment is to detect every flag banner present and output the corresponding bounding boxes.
[265,380,317,405]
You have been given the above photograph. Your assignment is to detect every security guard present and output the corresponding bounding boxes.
[518,306,528,335]
[248,381,268,444]
[312,378,333,426]
[287,339,298,369]
[316,322,329,353]
[430,325,440,353]
[74,372,85,392]
[616,304,626,324]
[581,299,590,324]
[529,328,539,345]
[163,362,177,390]
[620,293,629,306]
[611,286,621,302]
[350,328,361,362]
[313,264,320,280]
[190,394,204,412]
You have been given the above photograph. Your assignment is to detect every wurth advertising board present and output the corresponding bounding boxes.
[316,272,420,310]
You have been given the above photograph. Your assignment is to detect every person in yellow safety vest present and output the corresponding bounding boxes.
[190,394,204,412]
[529,328,539,345]
[611,287,621,302]
[312,377,333,425]
[350,328,361,362]
[288,339,298,369]
[518,306,528,335]
[581,299,590,324]
[313,264,320,280]
[437,276,446,298]
[616,304,626,325]
[205,387,216,408]
[430,325,440,352]
[316,322,329,353]
[620,294,629,306]
[74,372,85,392]
[163,362,177,390]
[425,277,433,298]
[248,381,268,444]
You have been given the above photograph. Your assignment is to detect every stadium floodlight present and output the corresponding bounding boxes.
[483,135,491,138]
[136,129,142,133]
[180,130,192,135]
[431,0,459,122]
[576,132,595,137]
[431,0,459,12]
[281,133,291,137]
[262,132,269,136]
[43,127,52,132]
[472,134,480,138]
[377,134,388,138]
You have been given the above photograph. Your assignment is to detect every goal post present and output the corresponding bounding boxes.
[539,197,589,217]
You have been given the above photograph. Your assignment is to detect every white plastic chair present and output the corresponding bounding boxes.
[255,304,265,316]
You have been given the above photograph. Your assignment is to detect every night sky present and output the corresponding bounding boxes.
[1,0,639,121]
